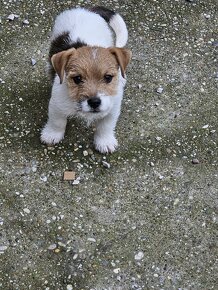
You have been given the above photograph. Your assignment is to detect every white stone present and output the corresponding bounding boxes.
[0,245,8,252]
[87,238,96,243]
[23,208,30,214]
[7,14,15,21]
[134,251,144,260]
[40,175,47,182]
[31,59,36,66]
[48,244,57,250]
[102,161,111,168]
[113,268,120,274]
[23,19,29,25]
[156,86,164,94]
[72,178,80,185]
[202,124,209,129]
[83,150,89,156]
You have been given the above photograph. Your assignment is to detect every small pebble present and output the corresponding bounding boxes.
[48,244,57,250]
[0,218,3,226]
[192,158,200,164]
[32,166,37,173]
[7,14,15,21]
[83,150,89,156]
[138,84,142,89]
[204,14,211,19]
[31,58,36,66]
[134,251,144,260]
[0,245,8,253]
[23,19,29,25]
[58,242,66,247]
[87,238,96,243]
[212,41,218,47]
[23,208,30,214]
[102,161,111,168]
[87,148,94,155]
[67,285,73,290]
[156,86,164,94]
[73,253,78,260]
[113,268,121,274]
[173,198,180,206]
[72,177,80,185]
[155,136,162,141]
[202,124,209,129]
[40,175,48,182]
[47,146,55,151]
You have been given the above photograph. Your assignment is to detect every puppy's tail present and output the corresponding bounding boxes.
[90,6,128,47]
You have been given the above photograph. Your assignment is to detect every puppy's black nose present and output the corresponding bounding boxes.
[88,97,101,109]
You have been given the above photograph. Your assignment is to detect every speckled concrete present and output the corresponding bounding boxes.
[0,0,217,289]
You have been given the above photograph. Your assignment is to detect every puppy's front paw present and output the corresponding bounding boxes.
[94,135,118,154]
[41,125,64,145]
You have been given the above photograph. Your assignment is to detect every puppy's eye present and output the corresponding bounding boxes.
[104,74,113,84]
[72,75,83,84]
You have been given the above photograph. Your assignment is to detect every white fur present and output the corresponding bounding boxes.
[51,8,113,47]
[41,8,128,153]
[109,14,128,47]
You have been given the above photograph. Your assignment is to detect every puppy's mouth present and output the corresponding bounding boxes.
[90,108,101,113]
[76,104,101,114]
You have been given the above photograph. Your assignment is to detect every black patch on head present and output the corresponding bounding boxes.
[89,6,116,23]
[48,32,87,81]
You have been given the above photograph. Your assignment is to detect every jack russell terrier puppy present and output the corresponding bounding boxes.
[41,6,131,153]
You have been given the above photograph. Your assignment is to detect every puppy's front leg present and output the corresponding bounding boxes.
[41,104,67,145]
[94,111,120,154]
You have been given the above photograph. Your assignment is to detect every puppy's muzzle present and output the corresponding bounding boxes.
[88,97,101,109]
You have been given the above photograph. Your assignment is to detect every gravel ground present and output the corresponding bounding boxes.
[0,0,217,289]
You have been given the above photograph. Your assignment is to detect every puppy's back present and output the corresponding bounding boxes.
[51,8,113,47]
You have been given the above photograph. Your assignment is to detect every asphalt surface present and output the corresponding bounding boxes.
[0,0,217,289]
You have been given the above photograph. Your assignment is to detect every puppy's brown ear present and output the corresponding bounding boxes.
[109,48,132,78]
[51,48,76,84]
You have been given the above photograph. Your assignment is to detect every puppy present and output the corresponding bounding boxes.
[41,6,131,153]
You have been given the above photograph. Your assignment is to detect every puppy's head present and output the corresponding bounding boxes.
[51,46,131,119]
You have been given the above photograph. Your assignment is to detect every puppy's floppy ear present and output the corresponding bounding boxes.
[109,47,132,78]
[51,48,76,84]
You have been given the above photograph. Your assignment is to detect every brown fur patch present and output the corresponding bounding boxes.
[64,47,127,101]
